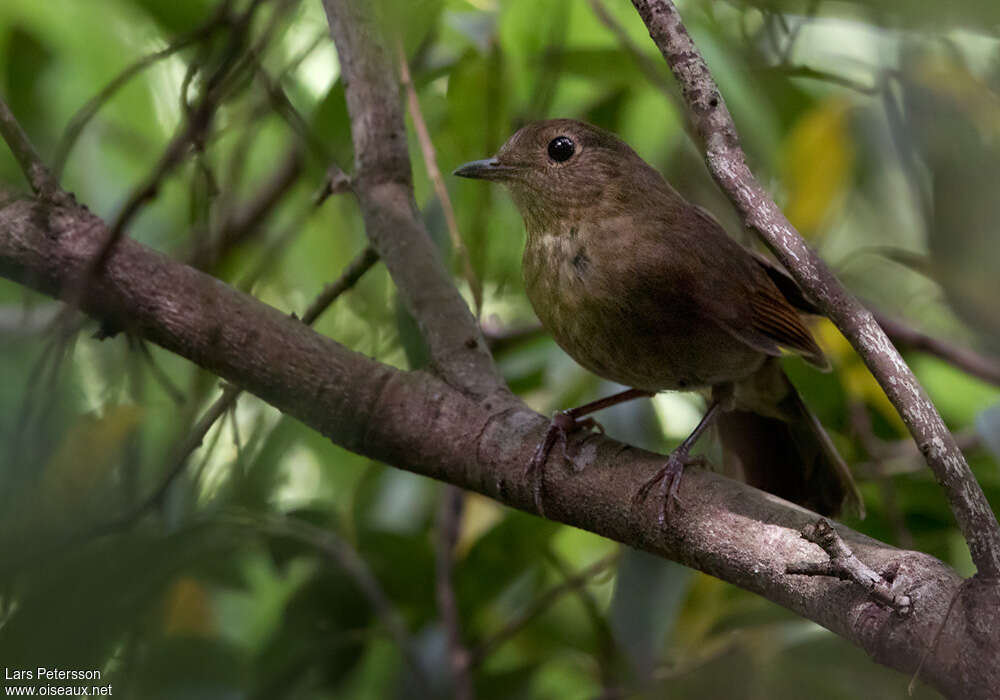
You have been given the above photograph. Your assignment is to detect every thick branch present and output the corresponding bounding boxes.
[321,0,500,396]
[0,198,996,698]
[629,0,1000,579]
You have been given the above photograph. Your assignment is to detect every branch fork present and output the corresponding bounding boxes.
[787,518,913,615]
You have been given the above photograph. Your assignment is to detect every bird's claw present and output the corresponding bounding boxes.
[633,449,708,528]
[526,410,603,516]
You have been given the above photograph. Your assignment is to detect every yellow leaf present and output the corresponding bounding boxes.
[781,97,854,235]
[162,576,215,637]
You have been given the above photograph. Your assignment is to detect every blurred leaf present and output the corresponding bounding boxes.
[3,25,54,151]
[0,525,237,671]
[902,49,1000,349]
[456,509,559,617]
[163,575,216,637]
[781,97,854,235]
[376,0,444,57]
[128,637,248,700]
[131,0,219,36]
[737,0,1000,30]
[312,79,354,170]
[610,548,692,680]
[40,404,145,511]
[976,402,1000,464]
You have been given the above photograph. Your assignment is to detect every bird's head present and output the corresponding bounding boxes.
[453,119,664,227]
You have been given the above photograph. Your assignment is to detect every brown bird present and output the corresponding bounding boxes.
[454,119,862,524]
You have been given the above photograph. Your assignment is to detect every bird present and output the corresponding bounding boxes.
[453,118,862,524]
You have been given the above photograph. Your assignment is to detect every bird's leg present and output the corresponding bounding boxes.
[527,388,654,516]
[634,399,724,527]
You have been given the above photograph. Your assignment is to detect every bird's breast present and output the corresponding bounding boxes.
[521,223,766,391]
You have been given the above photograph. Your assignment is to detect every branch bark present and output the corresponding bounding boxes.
[0,198,997,698]
[321,0,501,396]
[875,310,1000,388]
[629,0,1000,580]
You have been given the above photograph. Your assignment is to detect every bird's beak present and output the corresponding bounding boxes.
[452,158,514,181]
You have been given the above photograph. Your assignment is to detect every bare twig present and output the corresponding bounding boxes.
[787,518,912,614]
[848,402,914,549]
[321,0,502,396]
[764,64,880,96]
[52,4,231,179]
[0,96,66,202]
[300,246,379,326]
[135,338,187,406]
[193,148,305,270]
[588,0,677,101]
[857,429,982,476]
[96,383,241,534]
[435,486,474,700]
[545,548,620,690]
[468,550,620,667]
[629,0,1000,578]
[399,45,483,317]
[875,310,1000,387]
[101,245,380,531]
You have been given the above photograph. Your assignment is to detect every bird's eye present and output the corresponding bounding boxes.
[547,136,575,163]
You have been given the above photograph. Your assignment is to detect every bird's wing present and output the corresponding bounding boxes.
[684,206,829,370]
[747,249,820,315]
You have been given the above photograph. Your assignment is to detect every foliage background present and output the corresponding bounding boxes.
[0,0,998,697]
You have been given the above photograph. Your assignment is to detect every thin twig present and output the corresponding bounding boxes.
[301,247,379,325]
[588,0,677,101]
[135,338,187,406]
[765,64,880,96]
[193,148,305,270]
[398,44,483,317]
[227,511,431,694]
[857,429,982,475]
[0,96,66,201]
[848,402,913,549]
[908,581,964,695]
[629,0,1000,578]
[875,310,1000,387]
[52,4,231,179]
[544,548,620,691]
[786,518,912,614]
[467,550,620,667]
[435,486,474,700]
[99,245,380,531]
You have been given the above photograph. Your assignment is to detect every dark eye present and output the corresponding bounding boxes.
[547,136,575,163]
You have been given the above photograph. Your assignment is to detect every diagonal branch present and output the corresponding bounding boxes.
[875,310,1000,388]
[0,197,995,698]
[0,96,68,203]
[628,0,1000,579]
[321,0,501,396]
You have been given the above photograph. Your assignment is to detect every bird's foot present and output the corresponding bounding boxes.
[526,411,604,517]
[632,448,708,528]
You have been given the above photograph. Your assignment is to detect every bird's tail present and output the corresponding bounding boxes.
[717,369,864,518]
